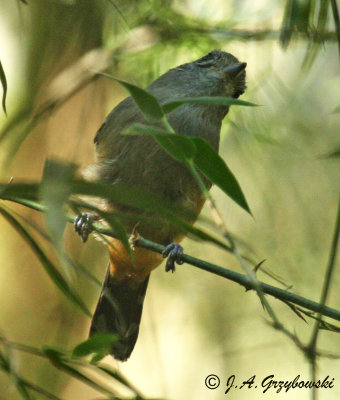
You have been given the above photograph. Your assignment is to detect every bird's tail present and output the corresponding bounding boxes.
[89,265,150,361]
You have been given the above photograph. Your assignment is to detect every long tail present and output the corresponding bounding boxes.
[89,265,150,361]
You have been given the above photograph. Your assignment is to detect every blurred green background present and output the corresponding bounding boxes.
[0,0,339,399]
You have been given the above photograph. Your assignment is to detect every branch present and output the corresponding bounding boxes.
[203,29,339,42]
[5,197,340,324]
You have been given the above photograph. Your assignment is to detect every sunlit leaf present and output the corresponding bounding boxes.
[72,334,118,357]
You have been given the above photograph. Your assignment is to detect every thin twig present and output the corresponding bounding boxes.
[307,194,340,399]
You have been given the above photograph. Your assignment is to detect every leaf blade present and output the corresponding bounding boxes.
[97,72,164,122]
[0,205,91,317]
[162,96,258,114]
[192,138,251,214]
[0,60,7,115]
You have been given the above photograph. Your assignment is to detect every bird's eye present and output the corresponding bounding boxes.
[196,60,215,68]
[196,52,216,68]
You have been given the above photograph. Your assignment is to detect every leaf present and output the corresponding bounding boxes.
[192,138,251,214]
[0,182,40,199]
[0,205,91,317]
[43,348,116,397]
[280,0,295,48]
[1,180,233,254]
[0,60,7,115]
[97,72,164,122]
[331,0,340,58]
[103,213,132,258]
[70,182,234,252]
[96,365,142,396]
[40,160,76,265]
[0,352,33,400]
[162,96,258,114]
[302,0,329,69]
[127,123,196,162]
[72,334,118,358]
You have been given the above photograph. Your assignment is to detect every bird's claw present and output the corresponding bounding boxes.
[74,212,96,243]
[162,243,184,273]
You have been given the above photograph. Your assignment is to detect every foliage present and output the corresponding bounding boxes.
[0,0,339,399]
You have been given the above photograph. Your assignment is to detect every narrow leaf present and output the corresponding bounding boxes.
[0,205,91,316]
[126,123,196,162]
[103,213,132,258]
[0,352,33,400]
[40,160,76,264]
[1,181,233,254]
[72,334,118,357]
[162,96,258,114]
[331,0,340,57]
[97,72,164,122]
[0,60,7,115]
[43,348,116,396]
[96,365,142,396]
[192,138,251,214]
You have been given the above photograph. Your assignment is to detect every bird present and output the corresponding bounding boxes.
[74,49,247,361]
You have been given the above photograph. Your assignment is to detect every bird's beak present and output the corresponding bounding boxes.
[223,62,247,78]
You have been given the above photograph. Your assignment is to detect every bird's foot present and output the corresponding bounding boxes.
[129,222,141,251]
[162,243,184,273]
[74,212,98,242]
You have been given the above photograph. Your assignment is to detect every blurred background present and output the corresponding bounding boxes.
[0,0,339,399]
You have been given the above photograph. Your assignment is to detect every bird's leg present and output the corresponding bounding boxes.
[162,243,184,273]
[74,212,99,242]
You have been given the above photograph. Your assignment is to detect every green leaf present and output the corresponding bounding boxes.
[126,123,196,162]
[0,181,233,254]
[0,352,33,400]
[0,205,91,317]
[96,365,143,396]
[40,160,76,265]
[162,96,258,114]
[103,213,132,258]
[0,182,40,199]
[0,60,7,115]
[97,72,164,122]
[192,138,251,214]
[302,0,329,69]
[331,0,340,58]
[43,348,116,397]
[72,334,118,357]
